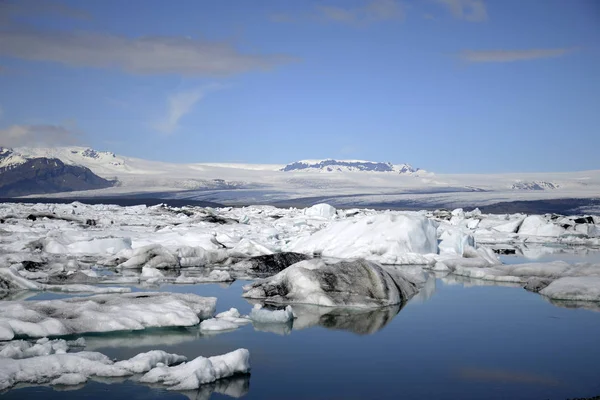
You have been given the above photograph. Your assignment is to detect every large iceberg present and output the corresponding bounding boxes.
[0,292,216,340]
[243,259,420,308]
[287,214,438,264]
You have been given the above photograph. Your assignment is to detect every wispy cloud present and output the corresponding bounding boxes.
[0,30,294,76]
[434,0,487,22]
[461,48,575,63]
[316,0,404,25]
[155,85,223,135]
[0,124,83,147]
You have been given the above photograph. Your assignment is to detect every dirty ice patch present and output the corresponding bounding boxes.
[243,259,420,308]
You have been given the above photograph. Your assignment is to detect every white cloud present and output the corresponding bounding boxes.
[435,0,487,22]
[155,85,223,135]
[316,0,404,25]
[0,124,82,147]
[0,30,293,76]
[461,48,574,63]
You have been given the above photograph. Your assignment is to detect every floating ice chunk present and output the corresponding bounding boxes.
[0,338,72,359]
[214,308,251,325]
[199,319,240,332]
[0,347,206,391]
[249,305,294,324]
[200,307,251,333]
[449,261,594,283]
[466,218,480,229]
[438,229,474,256]
[518,215,565,237]
[305,203,337,219]
[114,350,187,374]
[0,292,216,340]
[287,214,438,265]
[0,352,128,390]
[0,267,42,291]
[117,244,179,269]
[243,259,420,308]
[139,348,250,391]
[141,266,165,279]
[451,208,465,218]
[175,270,232,284]
[0,267,130,294]
[540,277,600,302]
[177,246,229,267]
[229,238,274,257]
[65,237,132,255]
[492,218,524,233]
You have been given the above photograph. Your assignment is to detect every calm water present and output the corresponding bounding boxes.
[3,256,600,399]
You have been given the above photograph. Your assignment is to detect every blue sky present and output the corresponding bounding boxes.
[0,0,598,173]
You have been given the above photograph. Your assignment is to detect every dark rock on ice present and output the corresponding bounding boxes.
[234,252,311,276]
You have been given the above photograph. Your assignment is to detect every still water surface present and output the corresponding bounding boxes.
[3,254,600,400]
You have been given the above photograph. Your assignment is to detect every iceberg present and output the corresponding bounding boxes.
[243,259,420,308]
[0,292,216,340]
[0,346,249,392]
[249,304,294,324]
[139,348,250,391]
[287,214,438,265]
[304,203,337,219]
[540,277,600,302]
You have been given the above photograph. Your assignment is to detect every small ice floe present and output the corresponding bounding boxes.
[249,304,294,324]
[199,308,251,334]
[0,346,250,391]
[0,292,216,340]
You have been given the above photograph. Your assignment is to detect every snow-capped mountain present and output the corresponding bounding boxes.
[511,180,559,190]
[280,159,420,174]
[0,147,127,171]
[1,146,599,214]
[0,156,115,197]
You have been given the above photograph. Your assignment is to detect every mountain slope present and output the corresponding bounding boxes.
[0,157,116,197]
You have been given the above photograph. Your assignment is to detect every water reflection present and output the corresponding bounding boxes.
[292,303,402,335]
[80,327,201,351]
[543,298,600,313]
[152,375,250,400]
[252,321,293,336]
[434,272,524,288]
[497,244,600,264]
[4,374,250,400]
